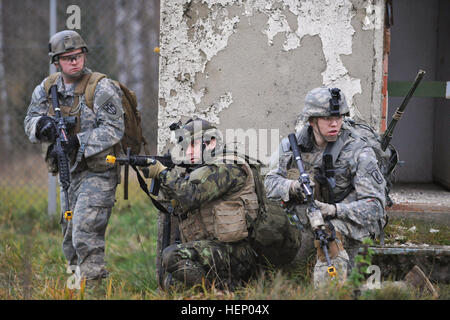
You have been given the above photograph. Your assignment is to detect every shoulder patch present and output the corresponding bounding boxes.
[95,88,114,108]
[369,167,384,184]
[188,165,215,184]
[102,100,117,115]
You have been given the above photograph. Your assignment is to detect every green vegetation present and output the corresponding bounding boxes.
[384,217,450,246]
[0,185,448,300]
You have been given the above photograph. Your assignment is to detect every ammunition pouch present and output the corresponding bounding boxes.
[314,173,335,204]
[178,211,211,243]
[213,198,253,243]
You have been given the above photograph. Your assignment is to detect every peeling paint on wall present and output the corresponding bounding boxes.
[159,0,385,151]
[362,0,383,30]
[364,0,385,128]
[158,0,239,152]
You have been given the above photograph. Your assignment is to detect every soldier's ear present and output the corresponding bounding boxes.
[207,137,217,150]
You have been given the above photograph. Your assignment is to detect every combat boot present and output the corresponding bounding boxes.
[404,265,439,298]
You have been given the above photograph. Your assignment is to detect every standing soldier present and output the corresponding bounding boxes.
[146,118,300,290]
[264,86,437,296]
[24,30,124,287]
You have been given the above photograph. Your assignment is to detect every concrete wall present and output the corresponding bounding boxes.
[433,0,450,189]
[388,0,449,186]
[158,0,385,162]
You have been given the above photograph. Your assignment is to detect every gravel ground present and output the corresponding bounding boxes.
[390,183,450,209]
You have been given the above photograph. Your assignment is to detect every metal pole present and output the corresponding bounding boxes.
[48,0,57,217]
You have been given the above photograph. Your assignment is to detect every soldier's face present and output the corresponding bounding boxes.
[310,116,343,146]
[186,138,216,164]
[55,49,85,81]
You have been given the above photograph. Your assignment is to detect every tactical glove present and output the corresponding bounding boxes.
[36,116,57,143]
[65,135,80,156]
[146,160,167,180]
[314,200,337,219]
[289,180,305,202]
[307,206,325,230]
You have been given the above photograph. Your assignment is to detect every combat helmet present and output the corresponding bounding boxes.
[300,86,349,123]
[172,117,222,147]
[169,117,223,165]
[48,30,88,64]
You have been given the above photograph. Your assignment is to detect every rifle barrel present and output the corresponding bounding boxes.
[115,155,157,167]
[382,69,426,150]
[288,133,306,173]
[288,133,314,200]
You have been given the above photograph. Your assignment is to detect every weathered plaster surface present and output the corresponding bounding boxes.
[158,0,239,152]
[159,0,385,152]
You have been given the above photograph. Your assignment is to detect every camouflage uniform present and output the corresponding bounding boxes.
[265,87,386,287]
[158,159,259,289]
[24,68,124,280]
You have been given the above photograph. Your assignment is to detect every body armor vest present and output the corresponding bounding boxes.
[178,155,259,243]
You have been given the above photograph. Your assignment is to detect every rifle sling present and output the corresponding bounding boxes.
[130,164,170,215]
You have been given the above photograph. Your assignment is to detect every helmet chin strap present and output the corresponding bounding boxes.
[311,121,339,148]
[65,66,86,80]
[57,63,86,83]
[201,139,216,162]
[200,138,207,162]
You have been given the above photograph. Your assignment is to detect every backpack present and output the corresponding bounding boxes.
[44,72,147,155]
[345,118,399,207]
[246,161,302,267]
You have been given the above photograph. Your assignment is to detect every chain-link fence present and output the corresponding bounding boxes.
[0,0,160,215]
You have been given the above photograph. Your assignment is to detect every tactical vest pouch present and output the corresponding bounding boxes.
[240,193,259,221]
[178,212,210,243]
[213,200,249,242]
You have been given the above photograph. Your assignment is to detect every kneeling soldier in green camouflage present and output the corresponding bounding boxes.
[146,118,300,290]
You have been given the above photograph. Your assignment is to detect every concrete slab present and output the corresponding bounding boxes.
[366,245,450,283]
[387,183,450,224]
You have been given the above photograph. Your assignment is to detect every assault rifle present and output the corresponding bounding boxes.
[106,149,195,197]
[106,149,183,288]
[288,133,337,278]
[49,85,73,221]
[106,151,193,171]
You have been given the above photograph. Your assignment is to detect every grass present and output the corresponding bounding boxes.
[0,179,448,300]
[383,217,450,246]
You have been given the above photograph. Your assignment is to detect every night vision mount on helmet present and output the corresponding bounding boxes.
[301,86,350,122]
[172,117,222,148]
